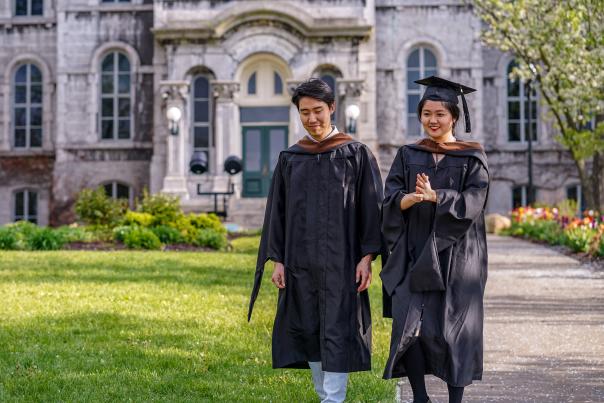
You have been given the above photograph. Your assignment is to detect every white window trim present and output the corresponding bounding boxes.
[12,63,43,149]
[13,0,44,17]
[13,189,38,223]
[505,61,539,144]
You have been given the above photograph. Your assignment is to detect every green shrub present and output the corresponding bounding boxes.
[0,227,18,250]
[188,213,226,233]
[193,229,227,250]
[151,225,184,244]
[123,211,154,227]
[562,226,597,253]
[53,226,97,243]
[112,225,136,242]
[123,227,162,250]
[138,190,183,227]
[596,236,604,257]
[28,228,66,251]
[75,188,127,227]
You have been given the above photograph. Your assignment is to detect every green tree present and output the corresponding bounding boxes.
[472,0,604,209]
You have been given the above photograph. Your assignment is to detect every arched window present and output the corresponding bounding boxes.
[507,60,537,142]
[406,47,438,136]
[13,189,38,224]
[15,0,43,16]
[192,75,212,170]
[13,64,43,148]
[274,72,283,95]
[100,52,131,140]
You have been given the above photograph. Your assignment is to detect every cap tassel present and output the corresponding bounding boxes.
[460,88,471,133]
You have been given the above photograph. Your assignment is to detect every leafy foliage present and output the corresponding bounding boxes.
[75,188,127,227]
[122,227,162,250]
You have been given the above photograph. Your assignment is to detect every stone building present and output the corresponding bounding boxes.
[0,0,582,228]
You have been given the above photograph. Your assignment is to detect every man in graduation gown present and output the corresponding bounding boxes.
[248,78,383,403]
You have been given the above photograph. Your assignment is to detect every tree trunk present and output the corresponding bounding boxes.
[592,151,604,213]
[575,158,595,211]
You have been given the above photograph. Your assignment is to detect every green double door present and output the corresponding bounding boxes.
[242,126,288,197]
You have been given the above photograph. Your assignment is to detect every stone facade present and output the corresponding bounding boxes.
[0,0,581,227]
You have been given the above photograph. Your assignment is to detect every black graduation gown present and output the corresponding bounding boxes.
[248,135,383,373]
[380,141,489,387]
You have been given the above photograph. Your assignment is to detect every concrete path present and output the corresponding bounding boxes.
[398,235,604,403]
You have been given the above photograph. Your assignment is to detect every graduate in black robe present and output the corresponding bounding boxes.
[248,79,383,402]
[381,77,489,403]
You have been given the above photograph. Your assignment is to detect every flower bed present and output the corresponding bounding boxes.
[504,205,604,256]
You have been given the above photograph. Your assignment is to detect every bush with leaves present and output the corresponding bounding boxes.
[151,225,184,244]
[28,227,66,251]
[75,188,127,227]
[123,211,154,227]
[193,228,227,250]
[138,190,183,227]
[53,225,98,243]
[123,227,162,250]
[0,227,18,250]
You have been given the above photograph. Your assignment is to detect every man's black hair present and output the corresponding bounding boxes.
[291,78,335,109]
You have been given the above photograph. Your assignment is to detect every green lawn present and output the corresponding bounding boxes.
[0,240,396,402]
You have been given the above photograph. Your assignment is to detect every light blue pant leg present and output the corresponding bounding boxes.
[309,361,326,400]
[308,361,349,403]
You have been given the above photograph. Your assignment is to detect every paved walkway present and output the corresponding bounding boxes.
[398,235,604,403]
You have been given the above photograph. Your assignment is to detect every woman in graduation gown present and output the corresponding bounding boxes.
[381,76,490,403]
[248,79,384,402]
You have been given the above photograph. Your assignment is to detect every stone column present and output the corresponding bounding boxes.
[159,80,190,199]
[210,81,240,192]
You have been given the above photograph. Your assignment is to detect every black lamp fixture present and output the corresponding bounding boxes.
[189,151,208,175]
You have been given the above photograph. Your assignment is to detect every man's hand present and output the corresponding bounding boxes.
[271,262,286,289]
[356,255,373,292]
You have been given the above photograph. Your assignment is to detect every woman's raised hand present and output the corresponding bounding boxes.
[415,173,437,203]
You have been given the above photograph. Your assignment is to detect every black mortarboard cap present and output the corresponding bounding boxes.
[414,76,477,133]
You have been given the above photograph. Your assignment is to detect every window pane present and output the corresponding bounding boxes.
[31,107,42,126]
[102,98,114,117]
[407,49,419,68]
[30,128,42,147]
[15,85,27,103]
[32,0,44,15]
[525,100,538,120]
[14,129,26,147]
[508,78,519,97]
[508,123,521,142]
[194,126,209,148]
[274,72,283,95]
[407,70,420,90]
[15,108,27,126]
[30,65,42,83]
[118,74,130,94]
[408,94,420,113]
[102,120,114,139]
[248,72,256,95]
[116,184,130,199]
[244,129,261,171]
[567,186,578,201]
[28,192,38,218]
[118,98,130,117]
[194,100,209,123]
[524,122,538,141]
[508,101,520,120]
[15,0,28,15]
[118,54,130,72]
[104,184,113,197]
[407,116,421,137]
[15,192,24,217]
[102,54,114,72]
[424,49,437,67]
[30,85,42,103]
[269,128,286,170]
[101,75,114,94]
[118,119,130,139]
[194,77,209,98]
[15,65,27,83]
[512,187,524,208]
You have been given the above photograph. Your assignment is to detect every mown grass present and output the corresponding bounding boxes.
[0,240,396,402]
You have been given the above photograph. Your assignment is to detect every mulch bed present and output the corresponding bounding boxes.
[63,241,215,252]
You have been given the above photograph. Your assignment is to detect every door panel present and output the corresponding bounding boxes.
[242,126,288,197]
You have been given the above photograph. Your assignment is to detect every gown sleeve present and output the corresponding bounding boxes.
[248,154,286,321]
[409,156,489,292]
[357,145,384,259]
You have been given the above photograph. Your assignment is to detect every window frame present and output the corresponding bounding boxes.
[406,47,438,137]
[12,63,43,149]
[14,0,44,17]
[191,74,214,173]
[99,51,132,141]
[103,181,133,206]
[506,60,538,143]
[13,189,38,224]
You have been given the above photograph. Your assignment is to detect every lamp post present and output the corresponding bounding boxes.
[526,63,537,206]
[345,104,360,135]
